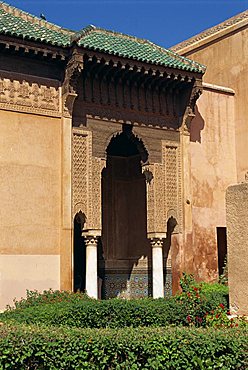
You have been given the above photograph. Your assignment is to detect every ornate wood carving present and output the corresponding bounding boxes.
[63,47,84,117]
[183,79,203,134]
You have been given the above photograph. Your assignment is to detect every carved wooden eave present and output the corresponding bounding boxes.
[0,34,68,61]
[82,49,202,82]
[70,51,203,130]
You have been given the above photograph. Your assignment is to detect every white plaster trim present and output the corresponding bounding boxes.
[203,82,235,95]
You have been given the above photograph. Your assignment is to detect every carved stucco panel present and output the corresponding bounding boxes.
[143,164,155,234]
[72,129,91,226]
[0,76,60,116]
[162,141,182,233]
[153,163,166,233]
[90,157,106,230]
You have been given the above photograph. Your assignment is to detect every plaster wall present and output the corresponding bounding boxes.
[226,182,248,315]
[187,89,236,281]
[182,26,248,182]
[0,110,62,256]
[0,255,60,310]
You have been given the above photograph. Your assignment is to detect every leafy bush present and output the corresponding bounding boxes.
[0,279,231,329]
[0,275,232,328]
[6,289,91,310]
[0,323,247,370]
[1,297,186,328]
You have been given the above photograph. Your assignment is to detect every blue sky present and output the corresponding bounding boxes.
[5,0,248,48]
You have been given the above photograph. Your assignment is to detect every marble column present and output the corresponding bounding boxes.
[150,237,164,298]
[84,235,98,299]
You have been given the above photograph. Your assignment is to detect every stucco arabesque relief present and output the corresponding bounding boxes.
[0,72,60,116]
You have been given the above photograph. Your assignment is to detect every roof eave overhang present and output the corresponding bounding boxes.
[172,17,248,56]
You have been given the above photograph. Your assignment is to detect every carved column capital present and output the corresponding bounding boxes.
[83,235,98,247]
[149,237,164,248]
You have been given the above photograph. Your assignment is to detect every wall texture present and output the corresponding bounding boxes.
[0,110,61,309]
[226,182,248,315]
[181,26,248,183]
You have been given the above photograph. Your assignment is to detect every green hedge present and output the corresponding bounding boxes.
[1,298,188,328]
[0,324,247,370]
[1,285,229,328]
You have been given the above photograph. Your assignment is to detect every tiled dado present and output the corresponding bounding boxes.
[102,268,172,299]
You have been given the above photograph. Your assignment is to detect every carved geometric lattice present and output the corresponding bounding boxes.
[72,132,88,216]
[154,163,166,232]
[166,146,178,210]
[163,143,182,233]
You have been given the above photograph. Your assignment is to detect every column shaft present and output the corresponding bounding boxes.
[151,238,164,298]
[84,236,98,299]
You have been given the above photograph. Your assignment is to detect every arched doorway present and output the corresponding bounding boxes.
[73,213,86,292]
[101,124,150,298]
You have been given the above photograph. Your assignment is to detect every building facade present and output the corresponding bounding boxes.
[0,2,246,309]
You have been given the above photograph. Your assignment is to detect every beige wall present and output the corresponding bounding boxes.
[186,89,236,281]
[0,110,62,308]
[0,255,60,310]
[183,26,248,182]
[226,182,248,315]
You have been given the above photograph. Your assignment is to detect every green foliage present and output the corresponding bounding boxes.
[0,323,247,370]
[1,282,246,369]
[6,289,92,310]
[0,279,231,329]
[1,296,185,328]
[219,255,228,285]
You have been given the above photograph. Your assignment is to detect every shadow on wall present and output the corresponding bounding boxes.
[190,104,205,143]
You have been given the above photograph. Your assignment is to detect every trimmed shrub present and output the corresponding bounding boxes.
[0,281,231,329]
[0,323,247,370]
[1,297,185,328]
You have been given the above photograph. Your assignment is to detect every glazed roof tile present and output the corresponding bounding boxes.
[77,26,205,73]
[0,2,72,46]
[0,1,205,73]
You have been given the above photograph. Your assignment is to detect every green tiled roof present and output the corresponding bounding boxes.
[77,26,205,73]
[0,2,71,46]
[0,2,205,73]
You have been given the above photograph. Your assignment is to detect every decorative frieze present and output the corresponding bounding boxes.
[0,74,60,116]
